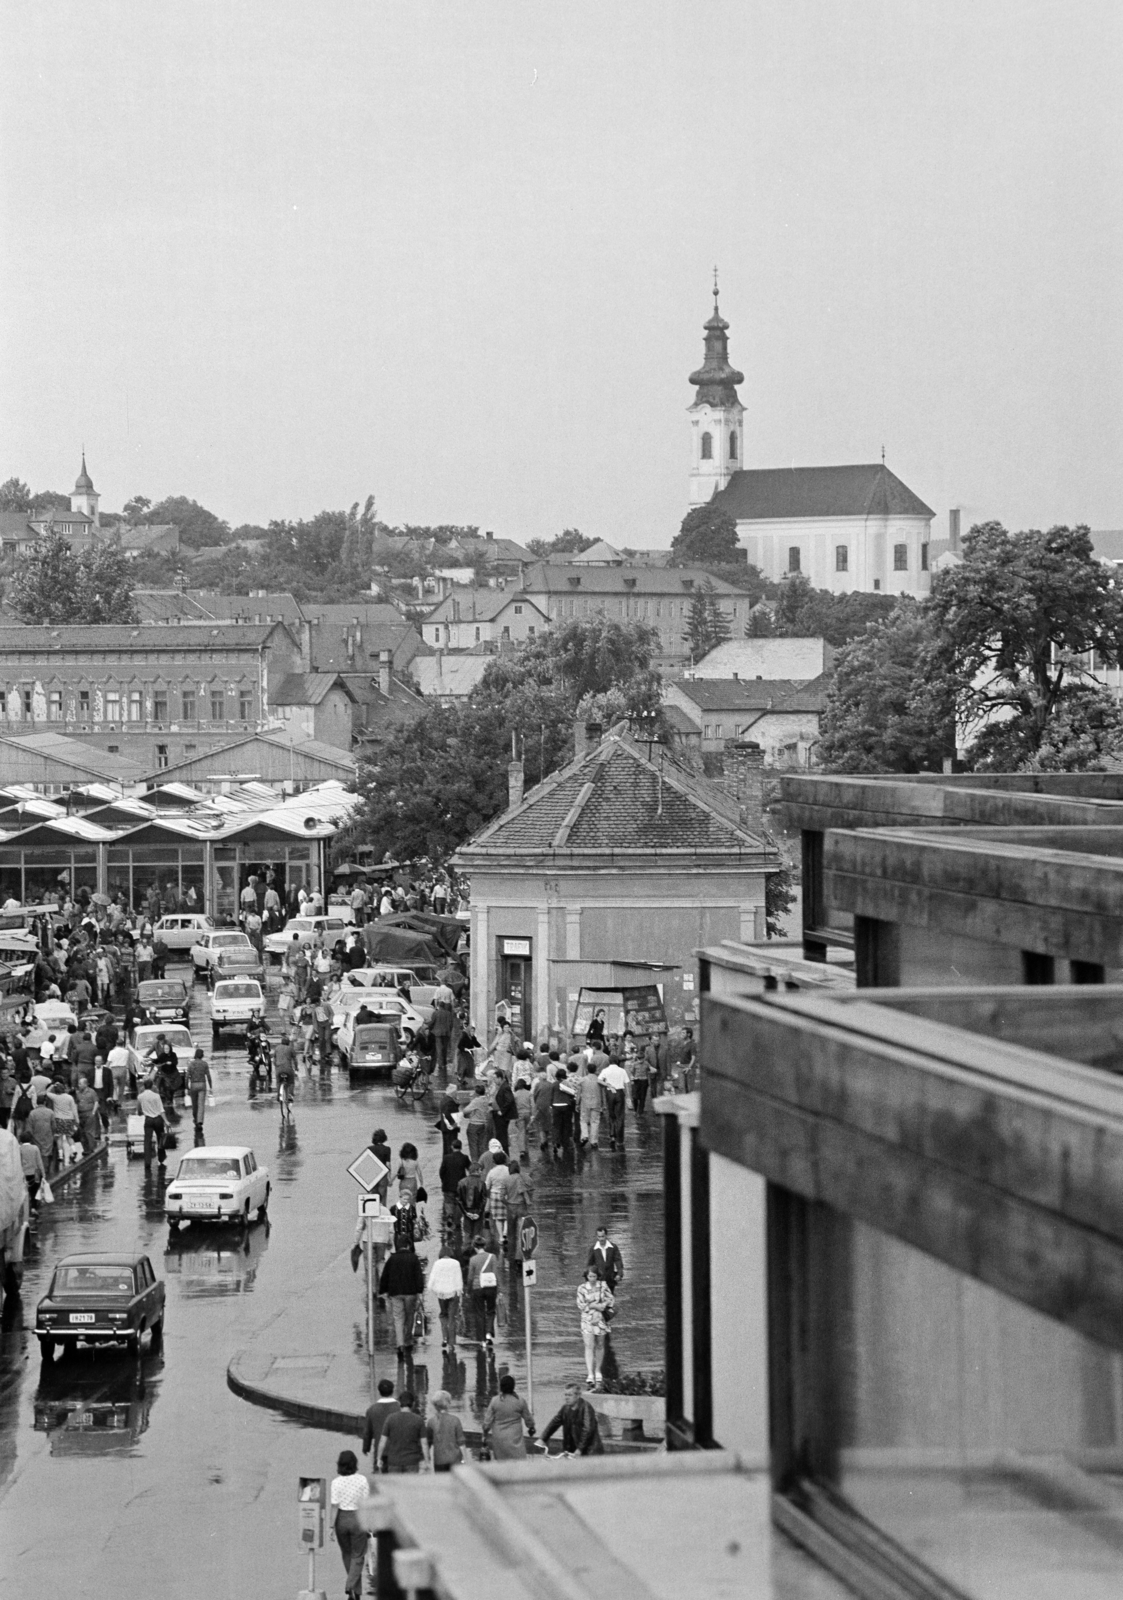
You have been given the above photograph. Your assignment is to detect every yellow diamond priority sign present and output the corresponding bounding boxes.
[347,1147,389,1193]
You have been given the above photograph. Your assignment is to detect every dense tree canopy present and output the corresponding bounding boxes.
[764,573,899,646]
[145,495,231,549]
[526,528,596,559]
[10,531,139,625]
[683,580,732,661]
[347,618,663,861]
[671,502,739,566]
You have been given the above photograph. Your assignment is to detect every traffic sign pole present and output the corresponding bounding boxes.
[348,1149,389,1398]
[524,1274,533,1413]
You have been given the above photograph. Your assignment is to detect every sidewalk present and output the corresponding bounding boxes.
[225,1239,575,1446]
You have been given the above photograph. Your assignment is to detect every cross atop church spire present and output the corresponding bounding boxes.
[689,274,744,407]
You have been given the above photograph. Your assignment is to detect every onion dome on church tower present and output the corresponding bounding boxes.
[688,277,744,407]
[74,452,95,493]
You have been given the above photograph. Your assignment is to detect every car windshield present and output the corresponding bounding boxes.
[214,934,251,948]
[53,1265,135,1296]
[283,921,313,934]
[356,1026,395,1045]
[139,982,185,1002]
[177,1158,242,1181]
[215,983,260,999]
[138,1028,192,1051]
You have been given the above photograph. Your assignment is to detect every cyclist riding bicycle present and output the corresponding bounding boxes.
[274,1032,297,1117]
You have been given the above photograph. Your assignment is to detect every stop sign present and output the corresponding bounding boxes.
[519,1215,539,1259]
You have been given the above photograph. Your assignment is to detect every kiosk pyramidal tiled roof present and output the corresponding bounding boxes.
[456,728,777,861]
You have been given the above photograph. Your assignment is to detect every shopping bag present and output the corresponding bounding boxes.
[40,1179,54,1205]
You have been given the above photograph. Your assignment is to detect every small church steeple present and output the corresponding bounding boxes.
[70,450,99,524]
[687,272,745,507]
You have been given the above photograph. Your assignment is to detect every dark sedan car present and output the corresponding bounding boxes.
[36,1253,165,1360]
[136,978,191,1027]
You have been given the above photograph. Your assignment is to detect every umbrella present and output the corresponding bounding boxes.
[91,893,112,907]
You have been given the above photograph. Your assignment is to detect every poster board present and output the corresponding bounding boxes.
[570,984,668,1043]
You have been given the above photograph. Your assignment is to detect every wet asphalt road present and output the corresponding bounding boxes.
[0,962,666,1600]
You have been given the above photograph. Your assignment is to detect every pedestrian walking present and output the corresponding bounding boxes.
[185,1048,213,1140]
[433,1095,460,1156]
[531,1066,552,1147]
[484,1152,510,1243]
[137,1079,167,1167]
[329,1449,370,1600]
[20,1131,46,1216]
[512,1075,532,1161]
[597,1058,630,1151]
[430,980,456,1075]
[482,1374,536,1459]
[378,1244,426,1358]
[504,1160,532,1263]
[74,1076,101,1156]
[467,1235,500,1347]
[395,1142,424,1204]
[540,1382,605,1456]
[426,1391,465,1471]
[438,1138,471,1244]
[457,1162,487,1242]
[587,1226,624,1290]
[549,1067,576,1153]
[492,1069,515,1154]
[576,1063,603,1148]
[463,1085,491,1164]
[361,1379,400,1463]
[577,1265,615,1389]
[427,1246,464,1354]
[377,1391,429,1473]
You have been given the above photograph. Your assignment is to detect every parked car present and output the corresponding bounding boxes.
[151,913,215,954]
[190,930,264,985]
[210,977,265,1042]
[340,965,428,992]
[329,987,432,1037]
[165,1146,270,1229]
[263,913,354,960]
[35,1253,165,1359]
[136,978,191,1028]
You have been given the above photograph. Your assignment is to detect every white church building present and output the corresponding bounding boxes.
[688,288,935,597]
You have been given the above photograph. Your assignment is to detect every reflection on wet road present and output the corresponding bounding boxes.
[0,961,665,1599]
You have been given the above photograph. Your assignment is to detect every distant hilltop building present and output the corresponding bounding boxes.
[687,283,934,597]
[0,455,179,559]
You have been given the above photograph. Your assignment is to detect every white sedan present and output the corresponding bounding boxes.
[328,987,431,1037]
[26,1001,79,1054]
[165,1146,271,1229]
[263,914,354,959]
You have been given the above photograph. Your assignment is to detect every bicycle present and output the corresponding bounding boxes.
[392,1056,431,1102]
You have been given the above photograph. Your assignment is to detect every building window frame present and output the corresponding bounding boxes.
[788,547,801,574]
[700,431,713,461]
[182,689,196,722]
[210,690,225,722]
[47,690,63,722]
[894,543,908,571]
[835,546,848,572]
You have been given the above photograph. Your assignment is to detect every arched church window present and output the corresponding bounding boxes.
[729,431,738,461]
[700,432,713,460]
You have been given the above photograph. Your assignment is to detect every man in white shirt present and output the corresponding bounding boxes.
[136,1081,167,1167]
[597,1060,631,1151]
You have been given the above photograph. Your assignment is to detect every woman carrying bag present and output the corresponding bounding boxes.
[577,1265,615,1391]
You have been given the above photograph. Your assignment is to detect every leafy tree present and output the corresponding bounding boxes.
[773,573,897,646]
[0,477,30,512]
[683,580,732,661]
[123,495,152,524]
[818,603,956,773]
[765,865,796,937]
[10,531,139,625]
[349,618,663,861]
[671,502,739,566]
[526,527,596,559]
[973,685,1123,773]
[145,495,230,550]
[28,490,71,514]
[928,522,1123,763]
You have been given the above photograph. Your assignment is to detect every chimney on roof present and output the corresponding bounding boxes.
[585,719,603,751]
[723,739,765,831]
[507,733,524,810]
[486,530,494,541]
[378,649,392,698]
[299,618,313,673]
[949,507,961,551]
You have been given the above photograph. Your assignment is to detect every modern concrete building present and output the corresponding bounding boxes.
[452,725,780,1044]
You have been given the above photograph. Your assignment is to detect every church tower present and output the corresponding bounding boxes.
[70,452,99,524]
[687,274,744,507]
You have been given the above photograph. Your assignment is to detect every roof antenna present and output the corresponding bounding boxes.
[881,444,886,464]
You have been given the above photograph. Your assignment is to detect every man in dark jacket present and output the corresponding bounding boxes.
[492,1071,516,1154]
[540,1384,604,1455]
[377,1245,426,1357]
[361,1377,400,1461]
[586,1227,624,1290]
[439,1138,471,1243]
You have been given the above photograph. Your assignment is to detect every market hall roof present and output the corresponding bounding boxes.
[713,463,934,522]
[454,728,778,867]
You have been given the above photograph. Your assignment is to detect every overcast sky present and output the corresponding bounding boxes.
[2,1,1120,546]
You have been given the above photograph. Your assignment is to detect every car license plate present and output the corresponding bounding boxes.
[69,1313,95,1324]
[185,1196,214,1211]
[70,1412,94,1428]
